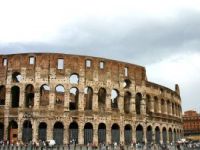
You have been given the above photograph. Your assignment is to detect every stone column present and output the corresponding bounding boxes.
[78,92,84,111]
[47,120,53,141]
[32,119,38,142]
[49,89,55,110]
[160,130,163,144]
[130,96,136,114]
[106,122,111,145]
[64,124,68,144]
[93,93,98,112]
[18,118,23,141]
[141,96,146,115]
[34,88,40,109]
[79,123,84,144]
[3,115,9,140]
[120,123,124,144]
[19,85,25,108]
[132,125,136,144]
[118,96,124,113]
[150,97,154,113]
[106,90,111,112]
[143,126,147,143]
[169,103,172,116]
[93,124,98,145]
[64,92,69,111]
[5,86,11,108]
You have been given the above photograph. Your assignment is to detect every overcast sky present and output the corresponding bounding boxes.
[0,0,200,112]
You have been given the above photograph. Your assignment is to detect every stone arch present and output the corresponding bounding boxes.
[69,73,79,84]
[136,124,143,143]
[168,128,173,143]
[124,124,132,145]
[55,85,65,105]
[98,123,106,144]
[111,89,119,109]
[146,95,151,114]
[98,88,106,111]
[11,86,20,108]
[155,126,160,144]
[40,84,50,106]
[8,120,18,143]
[69,87,79,110]
[0,122,3,140]
[69,121,78,143]
[22,120,32,143]
[84,87,93,110]
[38,122,47,141]
[25,84,34,108]
[12,71,22,83]
[146,125,152,144]
[162,127,167,144]
[53,121,64,145]
[124,91,131,114]
[111,123,120,144]
[135,93,142,115]
[0,85,6,105]
[84,122,93,144]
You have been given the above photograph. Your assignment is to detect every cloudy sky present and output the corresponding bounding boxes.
[0,0,200,112]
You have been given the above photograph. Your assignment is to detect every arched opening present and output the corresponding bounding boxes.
[53,122,64,145]
[69,74,79,84]
[0,123,4,140]
[162,127,167,144]
[55,85,65,105]
[69,122,78,144]
[11,86,20,108]
[146,95,151,114]
[38,122,47,141]
[111,124,120,144]
[22,120,32,143]
[25,84,34,108]
[0,85,6,105]
[8,120,18,144]
[168,128,172,143]
[136,125,143,143]
[135,93,142,115]
[98,88,106,111]
[12,72,22,83]
[174,129,177,142]
[98,123,106,144]
[123,79,131,88]
[154,97,158,113]
[40,84,50,106]
[124,124,132,145]
[111,89,119,109]
[161,99,165,113]
[69,87,79,110]
[124,92,131,114]
[146,126,152,144]
[155,127,160,144]
[84,123,93,145]
[84,87,93,110]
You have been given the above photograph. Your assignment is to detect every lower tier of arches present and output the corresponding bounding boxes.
[0,120,183,145]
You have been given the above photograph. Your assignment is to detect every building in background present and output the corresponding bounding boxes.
[183,110,200,140]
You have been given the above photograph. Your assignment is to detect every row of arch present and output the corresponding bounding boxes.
[0,85,181,116]
[0,121,182,145]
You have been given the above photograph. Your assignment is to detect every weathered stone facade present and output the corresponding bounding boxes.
[0,53,183,145]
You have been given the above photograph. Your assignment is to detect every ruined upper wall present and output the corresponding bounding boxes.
[0,53,146,85]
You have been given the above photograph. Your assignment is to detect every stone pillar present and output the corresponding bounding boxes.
[3,115,9,140]
[118,96,124,113]
[120,123,124,144]
[141,96,146,115]
[64,92,69,111]
[93,93,98,112]
[18,118,23,141]
[164,101,167,115]
[158,100,161,113]
[143,126,147,143]
[19,85,25,108]
[34,88,40,109]
[130,96,136,114]
[79,123,84,144]
[106,122,111,145]
[49,89,55,110]
[47,120,53,141]
[64,124,68,144]
[150,97,154,113]
[78,92,84,111]
[93,124,98,145]
[169,103,172,116]
[160,130,163,144]
[106,90,111,112]
[132,126,136,144]
[32,120,38,142]
[5,86,11,108]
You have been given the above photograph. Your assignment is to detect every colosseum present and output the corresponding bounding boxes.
[0,53,182,145]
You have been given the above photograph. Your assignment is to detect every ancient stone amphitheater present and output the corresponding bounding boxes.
[0,53,182,145]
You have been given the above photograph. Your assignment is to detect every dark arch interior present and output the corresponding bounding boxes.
[23,120,32,128]
[39,122,47,129]
[136,125,143,131]
[84,123,93,129]
[98,123,106,129]
[125,124,132,130]
[69,122,78,129]
[9,120,18,128]
[11,86,20,108]
[112,124,119,129]
[54,122,64,128]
